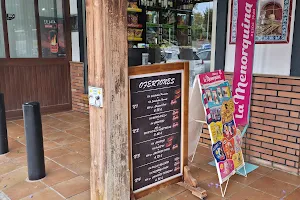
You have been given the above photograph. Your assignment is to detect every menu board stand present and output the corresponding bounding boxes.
[189,70,247,198]
[129,62,207,200]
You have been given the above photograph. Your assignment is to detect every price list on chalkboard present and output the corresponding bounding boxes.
[130,72,183,192]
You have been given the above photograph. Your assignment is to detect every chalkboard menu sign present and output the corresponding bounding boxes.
[130,70,184,193]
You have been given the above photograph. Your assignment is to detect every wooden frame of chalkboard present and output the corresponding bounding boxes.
[128,62,189,198]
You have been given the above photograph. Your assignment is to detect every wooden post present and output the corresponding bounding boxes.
[86,0,130,199]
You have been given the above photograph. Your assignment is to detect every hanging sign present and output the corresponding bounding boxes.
[232,0,257,126]
[128,63,189,197]
[199,70,245,184]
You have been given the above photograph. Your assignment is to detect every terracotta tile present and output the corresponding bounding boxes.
[52,176,89,198]
[66,141,90,152]
[253,165,273,175]
[266,170,300,186]
[8,139,25,149]
[0,161,22,175]
[229,186,279,200]
[284,188,300,200]
[65,161,90,175]
[230,172,263,186]
[49,112,71,117]
[69,111,89,119]
[7,124,24,134]
[8,131,24,140]
[20,188,64,200]
[82,172,90,181]
[66,127,90,140]
[72,120,90,129]
[49,121,79,131]
[13,119,24,127]
[6,146,27,159]
[191,153,213,166]
[0,156,11,165]
[170,190,198,200]
[45,147,72,159]
[3,180,46,200]
[41,168,77,186]
[43,140,61,150]
[0,167,28,189]
[160,184,186,197]
[44,131,69,141]
[42,125,60,135]
[12,156,28,167]
[68,190,90,200]
[198,176,245,197]
[195,145,214,157]
[189,165,216,183]
[139,190,172,200]
[53,152,88,166]
[52,135,81,145]
[43,118,63,127]
[249,176,297,198]
[55,114,86,124]
[171,190,223,200]
[45,160,62,173]
[195,163,218,173]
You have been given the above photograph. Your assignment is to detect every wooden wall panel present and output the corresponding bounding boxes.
[0,60,72,119]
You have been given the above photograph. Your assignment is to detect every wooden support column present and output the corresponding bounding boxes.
[86,0,130,199]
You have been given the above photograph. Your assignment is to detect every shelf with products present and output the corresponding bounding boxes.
[128,24,143,28]
[127,8,143,12]
[128,37,143,42]
[127,1,147,44]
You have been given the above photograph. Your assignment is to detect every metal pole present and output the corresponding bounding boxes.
[23,102,46,181]
[0,93,8,155]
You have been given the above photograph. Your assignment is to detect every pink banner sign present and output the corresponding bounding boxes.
[199,70,225,86]
[232,0,257,126]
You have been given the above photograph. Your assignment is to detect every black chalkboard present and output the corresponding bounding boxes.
[130,71,183,192]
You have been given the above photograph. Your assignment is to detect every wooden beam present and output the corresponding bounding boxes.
[86,0,130,199]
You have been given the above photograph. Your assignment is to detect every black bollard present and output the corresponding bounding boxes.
[23,102,46,181]
[0,93,8,154]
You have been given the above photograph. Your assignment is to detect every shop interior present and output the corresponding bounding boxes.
[127,0,213,75]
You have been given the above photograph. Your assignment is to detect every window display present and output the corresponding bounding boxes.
[39,0,66,58]
[6,0,38,58]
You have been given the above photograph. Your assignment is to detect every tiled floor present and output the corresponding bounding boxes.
[0,111,90,200]
[0,111,299,200]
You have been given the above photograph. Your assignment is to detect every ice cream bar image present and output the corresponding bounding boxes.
[175,89,181,94]
[171,99,177,105]
[173,114,179,121]
[174,93,181,100]
[172,144,178,150]
[173,109,179,115]
[167,136,174,142]
[173,122,179,128]
[166,141,172,148]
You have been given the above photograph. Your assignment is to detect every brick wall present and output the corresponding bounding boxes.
[70,62,89,113]
[199,73,300,175]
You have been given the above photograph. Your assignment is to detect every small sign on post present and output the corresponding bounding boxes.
[88,86,103,108]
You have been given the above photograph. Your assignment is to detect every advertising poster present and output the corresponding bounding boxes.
[199,70,245,184]
[39,17,66,58]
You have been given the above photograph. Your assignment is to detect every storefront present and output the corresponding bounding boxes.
[0,0,72,119]
[69,0,300,177]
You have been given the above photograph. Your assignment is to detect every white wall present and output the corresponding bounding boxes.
[225,0,297,76]
[70,0,78,15]
[69,0,80,62]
